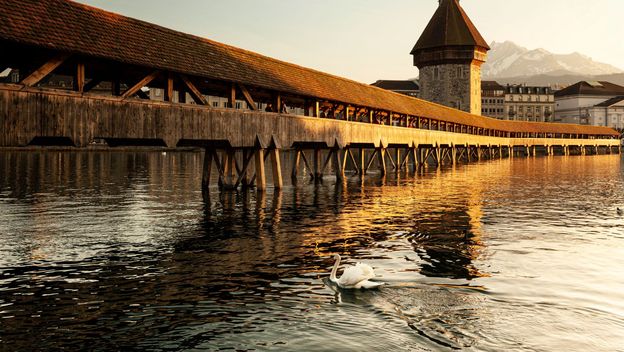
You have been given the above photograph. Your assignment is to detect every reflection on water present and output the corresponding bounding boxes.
[0,151,623,351]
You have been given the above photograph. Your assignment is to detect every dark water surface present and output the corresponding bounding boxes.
[1,151,623,351]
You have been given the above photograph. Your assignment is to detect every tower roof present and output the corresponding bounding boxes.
[411,0,490,54]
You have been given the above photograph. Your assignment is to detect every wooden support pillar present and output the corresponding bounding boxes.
[333,149,345,181]
[314,101,320,117]
[291,150,301,183]
[229,83,236,108]
[452,145,457,165]
[313,149,322,180]
[359,149,366,175]
[378,148,387,176]
[409,147,418,172]
[255,149,266,191]
[74,62,85,93]
[393,148,401,171]
[165,72,174,102]
[270,149,283,189]
[222,150,236,189]
[434,146,441,167]
[275,94,282,113]
[202,149,212,190]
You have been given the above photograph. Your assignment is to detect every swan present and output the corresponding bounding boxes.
[329,254,384,289]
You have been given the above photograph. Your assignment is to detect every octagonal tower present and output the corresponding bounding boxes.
[411,0,490,115]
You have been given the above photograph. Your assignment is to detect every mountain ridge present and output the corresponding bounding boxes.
[482,41,622,79]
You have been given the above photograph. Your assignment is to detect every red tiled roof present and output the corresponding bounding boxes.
[411,0,490,53]
[0,0,618,136]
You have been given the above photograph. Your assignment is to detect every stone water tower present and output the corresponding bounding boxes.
[411,0,489,115]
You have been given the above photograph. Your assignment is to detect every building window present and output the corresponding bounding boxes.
[434,67,440,80]
[212,101,219,107]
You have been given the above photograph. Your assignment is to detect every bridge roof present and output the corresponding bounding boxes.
[0,0,618,137]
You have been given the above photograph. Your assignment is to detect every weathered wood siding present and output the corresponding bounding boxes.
[0,84,620,149]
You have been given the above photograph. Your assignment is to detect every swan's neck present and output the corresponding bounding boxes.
[330,255,340,282]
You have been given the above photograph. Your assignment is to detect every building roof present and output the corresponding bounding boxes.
[0,0,618,137]
[482,81,505,91]
[411,0,490,54]
[554,81,624,98]
[371,80,419,91]
[595,96,624,107]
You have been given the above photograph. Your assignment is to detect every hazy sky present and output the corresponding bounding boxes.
[75,0,624,83]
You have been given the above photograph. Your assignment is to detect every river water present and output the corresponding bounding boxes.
[0,151,623,351]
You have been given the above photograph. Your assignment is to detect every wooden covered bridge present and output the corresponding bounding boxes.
[0,0,620,190]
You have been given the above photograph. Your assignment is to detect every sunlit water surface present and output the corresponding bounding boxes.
[0,151,623,351]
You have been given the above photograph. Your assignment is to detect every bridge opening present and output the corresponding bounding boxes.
[103,138,167,148]
[28,136,75,147]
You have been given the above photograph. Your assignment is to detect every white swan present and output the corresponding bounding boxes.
[329,254,384,289]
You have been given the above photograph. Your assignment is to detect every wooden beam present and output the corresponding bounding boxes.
[275,94,281,113]
[83,77,103,93]
[270,149,283,189]
[74,62,85,92]
[121,70,161,98]
[234,150,256,188]
[229,83,236,108]
[21,53,71,86]
[238,84,257,110]
[180,74,208,105]
[299,151,315,179]
[165,72,174,102]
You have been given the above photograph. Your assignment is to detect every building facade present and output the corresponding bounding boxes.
[480,81,554,122]
[504,85,554,122]
[411,0,490,115]
[481,81,505,119]
[554,81,624,130]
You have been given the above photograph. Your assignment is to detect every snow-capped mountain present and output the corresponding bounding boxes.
[482,41,622,79]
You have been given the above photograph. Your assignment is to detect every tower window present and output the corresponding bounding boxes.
[434,67,440,80]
